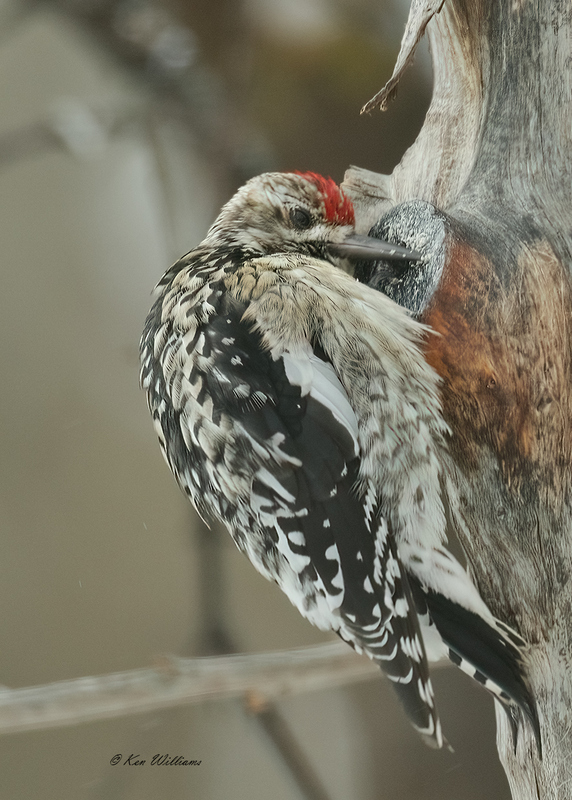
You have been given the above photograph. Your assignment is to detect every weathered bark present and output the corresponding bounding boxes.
[344,2,572,798]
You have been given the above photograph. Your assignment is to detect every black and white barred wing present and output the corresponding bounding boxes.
[143,286,442,746]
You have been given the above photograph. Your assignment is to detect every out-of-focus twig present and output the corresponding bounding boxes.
[246,691,334,800]
[0,642,382,735]
[44,0,275,187]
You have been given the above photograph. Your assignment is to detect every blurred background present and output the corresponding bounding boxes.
[0,0,512,797]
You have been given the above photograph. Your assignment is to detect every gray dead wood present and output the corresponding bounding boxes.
[344,1,572,798]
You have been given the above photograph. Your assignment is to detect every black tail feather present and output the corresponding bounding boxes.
[409,577,541,756]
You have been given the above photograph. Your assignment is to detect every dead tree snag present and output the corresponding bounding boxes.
[345,2,572,797]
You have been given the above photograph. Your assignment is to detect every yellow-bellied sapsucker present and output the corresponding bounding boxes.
[140,171,537,748]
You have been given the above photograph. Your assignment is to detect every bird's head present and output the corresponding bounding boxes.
[204,171,418,267]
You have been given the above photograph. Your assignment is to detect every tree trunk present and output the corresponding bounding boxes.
[345,1,572,797]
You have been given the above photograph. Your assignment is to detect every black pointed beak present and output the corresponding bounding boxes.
[328,233,420,261]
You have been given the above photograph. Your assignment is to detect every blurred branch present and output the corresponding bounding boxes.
[191,516,237,656]
[246,694,333,800]
[0,642,383,735]
[0,0,273,181]
[45,0,275,186]
[0,101,142,167]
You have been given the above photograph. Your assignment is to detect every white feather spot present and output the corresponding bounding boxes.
[417,678,434,706]
[281,349,359,457]
[331,569,344,590]
[387,555,401,579]
[288,531,305,546]
[308,354,360,454]
[256,467,295,503]
[233,383,250,398]
[195,332,206,353]
[394,598,409,617]
[375,641,398,661]
[325,544,340,561]
[280,351,313,394]
[387,666,413,685]
[252,390,268,407]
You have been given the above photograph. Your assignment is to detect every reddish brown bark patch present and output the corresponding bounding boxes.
[423,236,572,502]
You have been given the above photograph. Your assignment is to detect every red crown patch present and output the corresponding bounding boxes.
[294,171,355,226]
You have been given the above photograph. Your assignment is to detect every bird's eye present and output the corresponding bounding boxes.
[290,207,312,230]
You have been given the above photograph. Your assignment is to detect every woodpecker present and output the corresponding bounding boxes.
[140,171,538,748]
